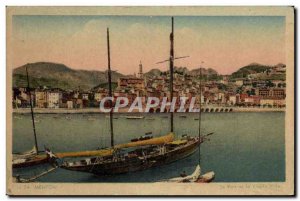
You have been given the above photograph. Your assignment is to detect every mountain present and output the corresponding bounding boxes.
[144,66,219,78]
[189,67,218,76]
[14,61,281,90]
[13,62,126,90]
[230,63,272,79]
[274,63,286,68]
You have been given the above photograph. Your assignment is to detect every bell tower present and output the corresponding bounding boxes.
[138,61,143,78]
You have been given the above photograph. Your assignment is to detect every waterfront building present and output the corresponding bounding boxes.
[81,93,89,100]
[229,95,237,105]
[272,88,286,99]
[258,88,270,98]
[217,92,226,104]
[35,89,47,108]
[257,88,286,99]
[47,89,62,109]
[76,99,83,109]
[260,98,275,106]
[67,100,74,109]
[244,96,260,105]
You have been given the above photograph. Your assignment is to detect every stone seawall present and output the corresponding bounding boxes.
[13,107,285,114]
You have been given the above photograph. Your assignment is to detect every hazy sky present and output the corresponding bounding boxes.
[12,15,285,75]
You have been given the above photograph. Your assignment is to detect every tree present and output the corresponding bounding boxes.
[266,80,275,88]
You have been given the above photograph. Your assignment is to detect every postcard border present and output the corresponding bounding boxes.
[6,6,295,196]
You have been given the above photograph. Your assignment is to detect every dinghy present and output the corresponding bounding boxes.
[167,165,201,182]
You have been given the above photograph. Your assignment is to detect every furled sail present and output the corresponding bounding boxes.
[114,133,175,149]
[55,149,114,158]
[55,133,175,158]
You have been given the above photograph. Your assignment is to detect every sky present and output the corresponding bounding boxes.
[12,15,286,75]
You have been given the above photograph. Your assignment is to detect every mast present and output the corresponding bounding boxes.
[198,69,202,164]
[169,17,174,133]
[107,28,114,148]
[25,65,39,154]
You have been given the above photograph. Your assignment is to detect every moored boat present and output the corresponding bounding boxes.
[13,154,48,168]
[125,116,144,119]
[12,66,46,168]
[61,136,202,175]
[13,133,174,168]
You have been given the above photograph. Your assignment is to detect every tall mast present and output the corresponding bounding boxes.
[169,17,174,133]
[25,65,39,154]
[198,69,202,164]
[107,28,114,148]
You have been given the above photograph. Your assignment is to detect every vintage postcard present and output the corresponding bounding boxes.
[6,6,294,196]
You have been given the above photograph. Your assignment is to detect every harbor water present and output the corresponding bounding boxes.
[12,112,285,182]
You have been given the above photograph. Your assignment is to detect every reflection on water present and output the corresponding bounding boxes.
[13,112,285,182]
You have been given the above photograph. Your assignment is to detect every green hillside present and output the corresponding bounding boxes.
[230,63,271,79]
[13,62,125,90]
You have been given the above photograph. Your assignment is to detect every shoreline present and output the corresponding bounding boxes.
[12,107,285,114]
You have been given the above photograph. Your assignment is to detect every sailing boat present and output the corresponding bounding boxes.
[61,18,213,175]
[12,66,49,168]
[164,69,215,183]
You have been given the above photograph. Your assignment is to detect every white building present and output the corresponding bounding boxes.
[217,92,226,103]
[244,97,254,104]
[229,95,237,105]
[81,93,89,100]
[47,91,62,109]
[67,100,73,109]
[200,94,205,104]
[235,79,244,86]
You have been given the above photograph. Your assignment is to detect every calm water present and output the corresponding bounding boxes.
[12,112,285,182]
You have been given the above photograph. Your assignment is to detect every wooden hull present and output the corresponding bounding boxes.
[12,133,175,168]
[62,138,200,175]
[13,155,48,168]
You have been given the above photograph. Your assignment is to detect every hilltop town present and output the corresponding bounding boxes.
[12,61,286,112]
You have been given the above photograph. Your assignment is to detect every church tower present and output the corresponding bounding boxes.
[138,61,143,78]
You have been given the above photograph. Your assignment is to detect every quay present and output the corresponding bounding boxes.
[13,107,285,114]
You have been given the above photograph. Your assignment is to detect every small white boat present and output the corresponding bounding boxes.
[14,116,23,120]
[164,165,215,183]
[125,116,144,119]
[196,171,215,183]
[166,165,201,183]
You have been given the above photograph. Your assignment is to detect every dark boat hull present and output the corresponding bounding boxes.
[13,155,48,168]
[62,139,200,175]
